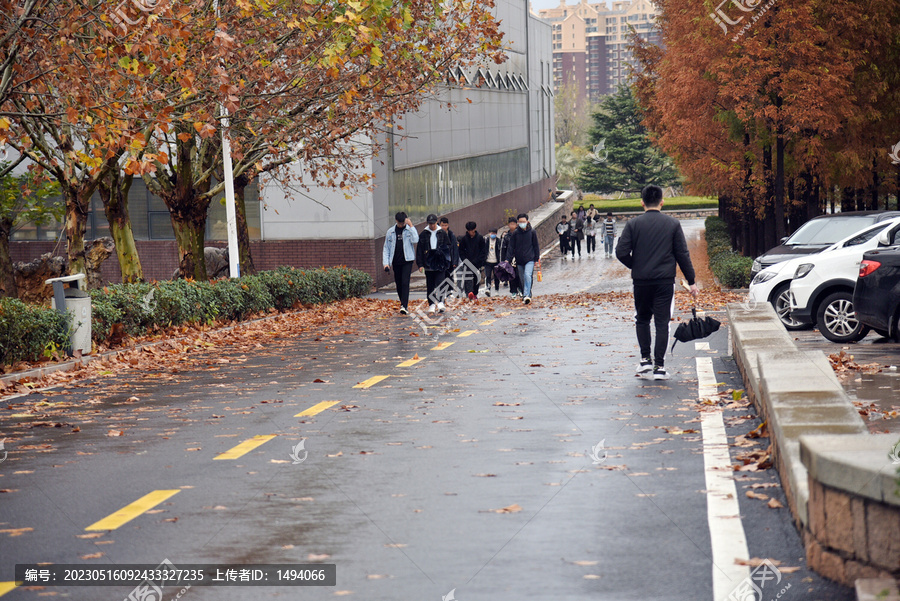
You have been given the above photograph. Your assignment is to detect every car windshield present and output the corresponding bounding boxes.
[785,216,878,246]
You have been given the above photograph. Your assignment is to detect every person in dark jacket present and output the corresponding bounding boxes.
[507,213,541,304]
[568,211,584,258]
[439,216,459,298]
[457,221,487,299]
[616,185,699,380]
[483,228,501,297]
[416,214,452,314]
[382,211,419,314]
[556,215,570,258]
[500,217,520,296]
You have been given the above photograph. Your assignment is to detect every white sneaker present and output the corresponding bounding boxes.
[523,296,531,305]
[653,367,670,380]
[400,306,408,315]
[428,304,436,315]
[485,289,491,297]
[437,302,445,313]
[636,359,653,376]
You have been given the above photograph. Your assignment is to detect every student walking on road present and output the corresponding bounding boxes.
[457,221,487,300]
[508,213,540,305]
[556,215,570,258]
[483,228,501,297]
[584,215,597,256]
[602,212,617,258]
[501,217,520,296]
[568,211,584,258]
[615,185,698,380]
[416,214,452,314]
[439,217,459,298]
[382,211,419,314]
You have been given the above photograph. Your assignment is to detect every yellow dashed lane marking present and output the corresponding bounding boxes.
[431,341,455,350]
[457,330,477,338]
[214,435,276,460]
[353,375,390,389]
[295,400,340,417]
[85,490,180,531]
[396,358,423,367]
[479,320,496,325]
[0,582,15,596]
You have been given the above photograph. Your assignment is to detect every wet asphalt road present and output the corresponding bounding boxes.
[0,220,854,600]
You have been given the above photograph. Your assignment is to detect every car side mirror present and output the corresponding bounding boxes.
[779,237,788,244]
[876,229,893,246]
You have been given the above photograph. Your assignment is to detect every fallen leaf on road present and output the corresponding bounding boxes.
[384,543,407,548]
[270,459,289,464]
[767,498,784,509]
[80,552,104,559]
[0,528,33,537]
[473,474,497,478]
[308,553,331,561]
[489,503,522,514]
[746,491,769,501]
[107,430,123,437]
[735,557,781,567]
[583,574,601,580]
[326,451,343,457]
[77,533,103,539]
[572,560,599,566]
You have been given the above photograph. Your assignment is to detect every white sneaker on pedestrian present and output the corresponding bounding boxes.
[653,366,670,380]
[636,359,653,376]
[437,302,445,313]
[523,296,531,305]
[428,304,436,315]
[400,306,408,315]
[485,289,491,297]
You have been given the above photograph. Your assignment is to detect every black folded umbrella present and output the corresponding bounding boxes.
[493,261,517,283]
[671,307,721,352]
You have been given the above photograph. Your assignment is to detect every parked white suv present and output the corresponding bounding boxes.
[747,256,810,329]
[788,217,900,342]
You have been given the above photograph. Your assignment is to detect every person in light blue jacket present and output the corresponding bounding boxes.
[382,212,419,315]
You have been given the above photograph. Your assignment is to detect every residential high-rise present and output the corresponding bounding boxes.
[537,0,661,102]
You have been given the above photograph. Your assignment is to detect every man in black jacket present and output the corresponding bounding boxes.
[616,185,699,380]
[508,213,541,305]
[500,217,520,296]
[458,221,487,299]
[416,214,452,314]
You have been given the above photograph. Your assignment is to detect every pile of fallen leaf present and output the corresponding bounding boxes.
[828,350,882,381]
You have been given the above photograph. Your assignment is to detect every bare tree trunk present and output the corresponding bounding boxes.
[233,173,256,275]
[99,170,143,283]
[0,218,16,297]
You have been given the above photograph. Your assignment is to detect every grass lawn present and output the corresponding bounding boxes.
[574,195,718,213]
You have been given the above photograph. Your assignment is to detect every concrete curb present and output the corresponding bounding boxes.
[727,302,900,590]
[727,302,867,526]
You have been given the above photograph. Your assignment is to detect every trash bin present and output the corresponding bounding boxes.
[45,274,92,356]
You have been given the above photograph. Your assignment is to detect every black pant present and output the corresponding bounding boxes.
[485,263,499,290]
[570,237,582,256]
[392,260,413,309]
[586,235,596,254]
[425,270,444,305]
[559,235,570,255]
[633,282,674,367]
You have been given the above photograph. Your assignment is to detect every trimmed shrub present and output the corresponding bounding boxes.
[705,216,752,288]
[0,298,70,364]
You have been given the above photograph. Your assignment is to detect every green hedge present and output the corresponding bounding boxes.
[705,216,753,288]
[0,266,372,366]
[0,298,70,365]
[91,266,372,343]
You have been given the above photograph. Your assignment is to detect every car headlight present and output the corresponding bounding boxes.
[751,271,776,285]
[752,259,761,272]
[794,263,814,279]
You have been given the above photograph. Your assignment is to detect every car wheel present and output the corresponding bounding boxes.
[816,291,871,343]
[770,283,806,330]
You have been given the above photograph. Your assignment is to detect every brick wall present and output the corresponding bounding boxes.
[10,177,554,288]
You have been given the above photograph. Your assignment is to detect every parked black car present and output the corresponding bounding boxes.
[854,241,900,341]
[751,211,900,280]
